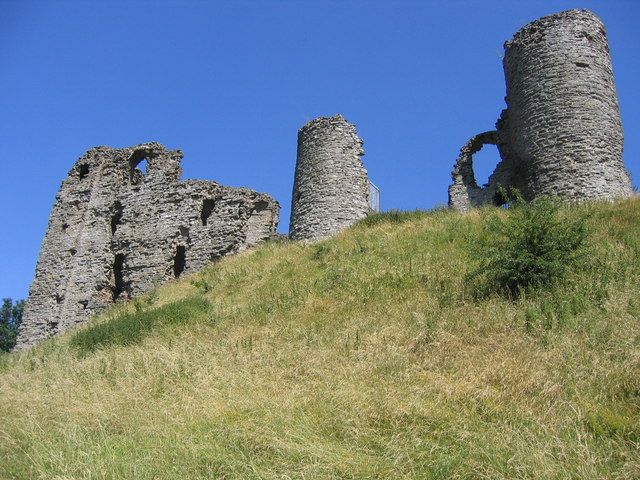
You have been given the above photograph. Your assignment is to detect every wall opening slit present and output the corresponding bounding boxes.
[173,245,186,278]
[79,164,90,179]
[111,201,124,234]
[129,150,150,185]
[201,199,216,226]
[112,253,127,301]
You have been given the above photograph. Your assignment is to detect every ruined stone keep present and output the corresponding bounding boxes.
[289,115,371,240]
[16,143,279,349]
[449,9,633,210]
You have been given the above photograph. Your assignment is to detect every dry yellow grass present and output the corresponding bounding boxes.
[1,200,639,479]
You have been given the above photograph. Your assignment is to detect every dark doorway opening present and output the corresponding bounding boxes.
[111,201,124,234]
[112,253,127,301]
[201,199,216,226]
[173,246,186,278]
[79,164,90,179]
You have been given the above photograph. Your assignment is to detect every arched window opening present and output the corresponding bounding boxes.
[201,199,216,226]
[112,253,127,301]
[471,143,501,187]
[173,246,186,278]
[129,151,149,185]
[111,201,124,234]
[79,164,90,179]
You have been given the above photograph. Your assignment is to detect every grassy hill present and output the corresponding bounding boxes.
[1,200,639,479]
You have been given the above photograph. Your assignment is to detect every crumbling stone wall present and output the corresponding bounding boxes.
[449,9,632,210]
[16,142,279,348]
[448,131,513,211]
[289,115,370,240]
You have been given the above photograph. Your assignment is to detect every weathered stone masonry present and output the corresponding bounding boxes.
[16,143,279,348]
[449,9,633,210]
[289,115,371,240]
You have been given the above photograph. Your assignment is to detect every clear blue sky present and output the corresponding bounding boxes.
[1,0,638,300]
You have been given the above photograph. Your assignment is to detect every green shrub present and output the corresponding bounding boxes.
[471,196,588,297]
[70,297,210,356]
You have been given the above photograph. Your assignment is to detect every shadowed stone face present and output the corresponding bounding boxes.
[449,9,632,210]
[16,142,279,349]
[289,115,370,240]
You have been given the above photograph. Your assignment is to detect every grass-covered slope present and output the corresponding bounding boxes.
[1,200,639,479]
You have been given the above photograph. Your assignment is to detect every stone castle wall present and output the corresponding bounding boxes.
[16,143,279,348]
[449,9,632,210]
[289,115,370,240]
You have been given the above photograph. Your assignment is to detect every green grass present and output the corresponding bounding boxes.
[69,297,210,356]
[1,199,639,479]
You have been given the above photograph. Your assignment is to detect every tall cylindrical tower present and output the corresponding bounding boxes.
[289,115,370,240]
[496,9,632,200]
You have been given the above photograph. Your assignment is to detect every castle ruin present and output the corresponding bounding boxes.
[289,115,371,240]
[449,9,633,210]
[16,9,636,349]
[16,143,279,349]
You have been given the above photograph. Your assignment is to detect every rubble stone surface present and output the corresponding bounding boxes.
[449,9,633,210]
[289,115,370,240]
[16,143,279,348]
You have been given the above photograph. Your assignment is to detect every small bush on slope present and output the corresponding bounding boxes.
[470,197,589,297]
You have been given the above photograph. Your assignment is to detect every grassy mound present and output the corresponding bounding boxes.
[1,200,639,479]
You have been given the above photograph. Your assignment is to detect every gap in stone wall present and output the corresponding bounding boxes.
[78,164,89,179]
[252,200,269,213]
[112,253,127,301]
[129,155,149,185]
[471,144,501,187]
[111,201,124,234]
[201,199,216,226]
[173,246,186,278]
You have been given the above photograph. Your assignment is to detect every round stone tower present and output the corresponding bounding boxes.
[496,9,632,200]
[289,115,370,240]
